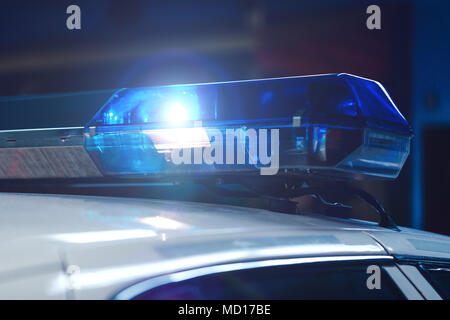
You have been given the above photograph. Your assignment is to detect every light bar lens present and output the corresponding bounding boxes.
[88,74,409,131]
[96,86,207,126]
[83,74,411,179]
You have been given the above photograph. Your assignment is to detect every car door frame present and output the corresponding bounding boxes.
[113,255,424,300]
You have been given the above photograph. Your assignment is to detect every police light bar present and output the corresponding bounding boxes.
[0,74,411,180]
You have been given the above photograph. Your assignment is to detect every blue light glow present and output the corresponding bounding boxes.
[85,74,412,179]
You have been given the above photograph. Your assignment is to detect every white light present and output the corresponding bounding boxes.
[49,229,157,244]
[144,128,210,152]
[166,102,189,124]
[139,216,189,230]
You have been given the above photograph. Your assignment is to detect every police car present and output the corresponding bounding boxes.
[0,74,448,300]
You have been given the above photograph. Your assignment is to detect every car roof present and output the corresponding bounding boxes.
[0,192,449,299]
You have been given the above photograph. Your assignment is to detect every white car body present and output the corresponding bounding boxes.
[0,192,448,299]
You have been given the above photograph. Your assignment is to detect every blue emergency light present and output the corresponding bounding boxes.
[0,74,411,180]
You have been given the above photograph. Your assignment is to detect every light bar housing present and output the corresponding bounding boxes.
[0,74,412,181]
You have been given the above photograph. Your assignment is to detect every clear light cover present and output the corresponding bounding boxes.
[336,129,411,178]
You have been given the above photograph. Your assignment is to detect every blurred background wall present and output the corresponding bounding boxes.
[0,0,448,234]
